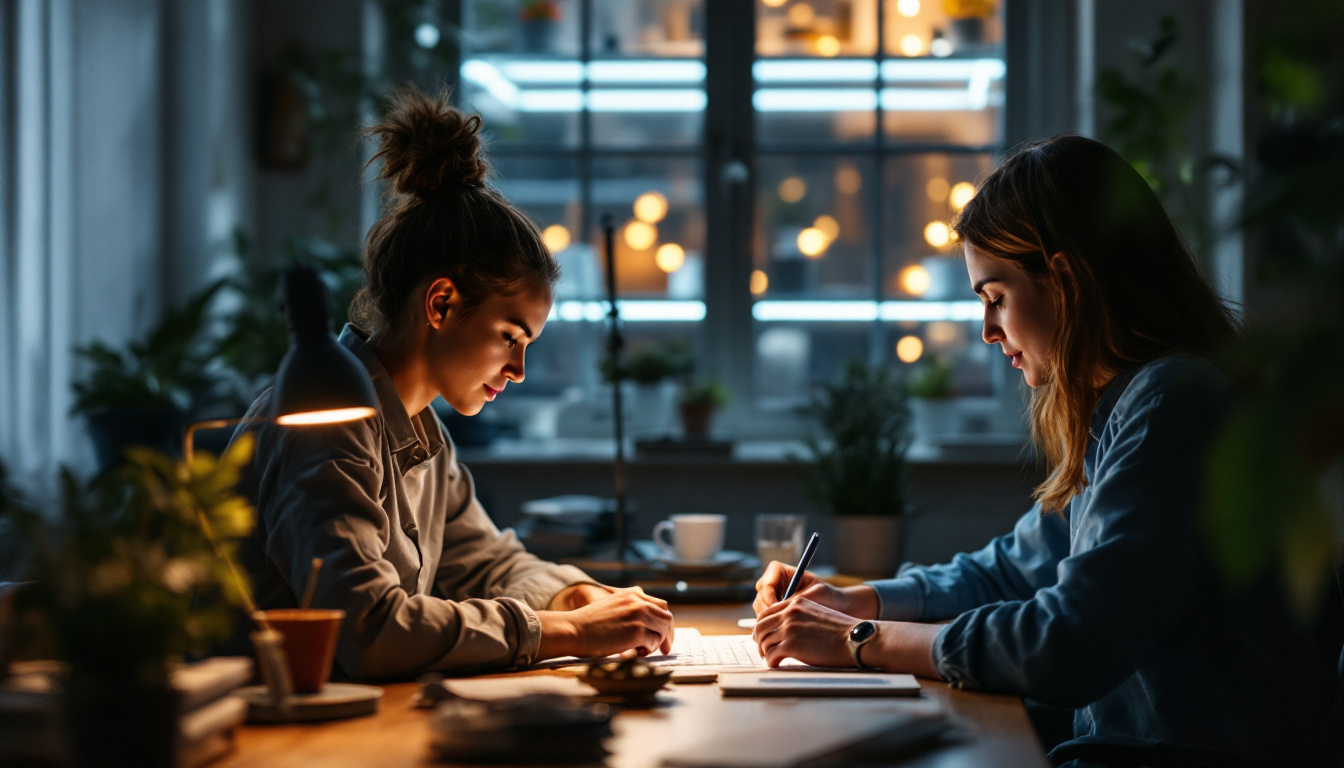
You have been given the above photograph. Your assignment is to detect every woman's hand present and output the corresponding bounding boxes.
[751,596,858,668]
[753,561,879,619]
[549,582,614,611]
[537,587,674,660]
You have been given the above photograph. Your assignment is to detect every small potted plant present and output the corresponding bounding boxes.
[70,281,224,469]
[679,379,729,440]
[0,439,257,768]
[800,359,913,577]
[906,358,956,442]
[602,339,694,437]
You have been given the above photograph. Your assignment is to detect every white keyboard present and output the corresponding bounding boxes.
[652,628,763,669]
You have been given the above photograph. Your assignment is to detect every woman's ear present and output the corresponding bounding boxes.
[424,277,464,330]
[1048,252,1075,290]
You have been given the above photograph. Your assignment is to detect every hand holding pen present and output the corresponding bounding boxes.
[751,532,822,615]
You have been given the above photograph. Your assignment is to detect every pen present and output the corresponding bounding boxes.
[781,532,821,600]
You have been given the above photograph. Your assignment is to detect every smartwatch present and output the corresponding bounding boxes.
[846,620,878,670]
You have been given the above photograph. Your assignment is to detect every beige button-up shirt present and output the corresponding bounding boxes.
[234,325,594,679]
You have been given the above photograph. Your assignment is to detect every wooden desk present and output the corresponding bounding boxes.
[220,605,1048,768]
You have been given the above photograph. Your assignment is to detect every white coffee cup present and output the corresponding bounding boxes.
[652,514,726,562]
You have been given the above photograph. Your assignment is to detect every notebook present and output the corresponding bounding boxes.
[717,670,921,697]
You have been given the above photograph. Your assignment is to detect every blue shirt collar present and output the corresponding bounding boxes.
[338,324,443,466]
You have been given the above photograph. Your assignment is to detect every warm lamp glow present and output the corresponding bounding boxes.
[633,191,668,223]
[835,165,862,195]
[896,336,924,363]
[655,243,686,273]
[897,0,922,17]
[624,220,658,250]
[926,177,950,202]
[541,224,571,252]
[899,265,931,295]
[762,0,786,7]
[787,3,815,27]
[778,176,807,203]
[797,227,829,258]
[950,181,976,210]
[813,214,840,241]
[750,269,769,295]
[927,321,959,346]
[899,34,924,57]
[924,221,951,248]
[276,407,378,426]
[816,35,841,56]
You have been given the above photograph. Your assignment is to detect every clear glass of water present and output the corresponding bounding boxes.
[755,514,806,569]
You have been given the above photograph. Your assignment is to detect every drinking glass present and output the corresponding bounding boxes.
[755,514,806,569]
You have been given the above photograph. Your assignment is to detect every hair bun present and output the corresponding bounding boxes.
[364,86,488,198]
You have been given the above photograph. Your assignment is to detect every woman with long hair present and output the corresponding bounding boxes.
[752,136,1342,765]
[233,87,673,679]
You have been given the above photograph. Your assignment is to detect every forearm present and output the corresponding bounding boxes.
[864,622,944,679]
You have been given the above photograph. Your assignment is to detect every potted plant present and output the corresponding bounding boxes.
[943,0,996,49]
[679,379,729,440]
[800,359,913,577]
[906,358,956,442]
[0,438,257,768]
[602,339,694,437]
[70,281,224,470]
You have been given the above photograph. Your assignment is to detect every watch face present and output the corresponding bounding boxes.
[849,621,876,644]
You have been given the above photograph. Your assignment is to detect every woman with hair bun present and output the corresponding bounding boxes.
[233,86,673,679]
[752,136,1342,765]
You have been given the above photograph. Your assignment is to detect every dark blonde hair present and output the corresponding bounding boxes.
[953,135,1238,514]
[351,86,559,331]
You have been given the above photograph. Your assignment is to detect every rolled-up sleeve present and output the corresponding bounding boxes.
[258,423,542,679]
[432,453,597,613]
[867,501,1070,621]
[931,383,1228,706]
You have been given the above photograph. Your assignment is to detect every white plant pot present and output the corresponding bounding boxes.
[911,398,956,442]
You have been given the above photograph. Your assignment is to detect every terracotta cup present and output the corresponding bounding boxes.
[254,609,345,694]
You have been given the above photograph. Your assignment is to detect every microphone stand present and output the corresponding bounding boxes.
[602,215,639,580]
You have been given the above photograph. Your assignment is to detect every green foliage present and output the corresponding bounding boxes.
[0,438,257,686]
[1200,0,1344,617]
[800,359,912,517]
[602,339,695,385]
[1096,16,1232,260]
[70,281,225,416]
[681,379,729,409]
[213,230,365,409]
[906,359,954,400]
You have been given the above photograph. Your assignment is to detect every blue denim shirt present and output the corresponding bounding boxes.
[869,355,1342,763]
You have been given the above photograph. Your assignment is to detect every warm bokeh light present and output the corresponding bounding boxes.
[924,221,951,248]
[762,0,786,6]
[816,35,841,56]
[899,34,924,57]
[750,269,769,295]
[899,264,931,295]
[624,220,657,250]
[655,243,685,273]
[276,407,377,426]
[930,35,953,57]
[896,336,925,364]
[797,227,829,258]
[813,214,840,241]
[926,321,960,346]
[633,191,668,223]
[787,3,815,27]
[778,176,807,203]
[949,181,976,210]
[925,177,950,202]
[834,165,862,195]
[541,224,571,253]
[897,0,922,17]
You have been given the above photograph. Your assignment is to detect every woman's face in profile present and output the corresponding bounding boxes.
[430,285,553,416]
[964,242,1057,388]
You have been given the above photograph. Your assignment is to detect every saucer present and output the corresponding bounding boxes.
[651,550,750,573]
[238,683,383,723]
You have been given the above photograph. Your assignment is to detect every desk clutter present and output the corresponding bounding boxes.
[0,657,253,768]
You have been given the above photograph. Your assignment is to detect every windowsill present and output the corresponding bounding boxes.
[457,434,1032,467]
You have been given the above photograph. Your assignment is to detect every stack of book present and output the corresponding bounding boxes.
[0,656,254,767]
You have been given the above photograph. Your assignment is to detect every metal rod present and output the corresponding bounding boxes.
[602,214,630,579]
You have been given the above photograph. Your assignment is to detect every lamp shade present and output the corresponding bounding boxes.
[272,267,378,425]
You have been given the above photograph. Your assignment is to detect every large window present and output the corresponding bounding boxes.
[453,0,1008,435]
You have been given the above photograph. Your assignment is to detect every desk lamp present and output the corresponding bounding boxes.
[183,266,377,703]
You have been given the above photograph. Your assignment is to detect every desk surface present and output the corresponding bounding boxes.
[219,604,1047,768]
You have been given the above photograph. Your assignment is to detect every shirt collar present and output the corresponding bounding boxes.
[338,324,444,469]
[1087,364,1142,441]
